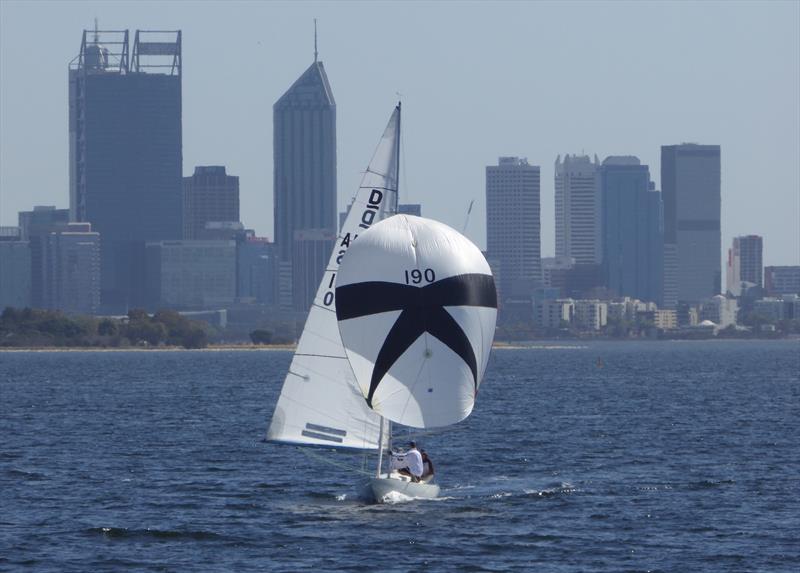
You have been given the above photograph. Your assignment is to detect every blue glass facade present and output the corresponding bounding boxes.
[69,31,182,311]
[600,159,664,305]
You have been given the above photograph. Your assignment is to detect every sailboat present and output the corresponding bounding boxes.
[266,104,497,502]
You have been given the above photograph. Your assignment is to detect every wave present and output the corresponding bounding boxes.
[686,478,735,490]
[5,469,46,481]
[86,526,224,541]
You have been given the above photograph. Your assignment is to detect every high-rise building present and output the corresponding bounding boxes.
[18,206,70,308]
[486,157,541,300]
[0,227,31,310]
[555,154,601,265]
[273,56,336,265]
[764,266,800,296]
[600,157,664,305]
[292,228,336,311]
[661,144,721,304]
[45,223,101,315]
[145,240,236,309]
[237,235,276,304]
[726,235,763,296]
[398,204,422,217]
[69,28,183,310]
[183,166,240,240]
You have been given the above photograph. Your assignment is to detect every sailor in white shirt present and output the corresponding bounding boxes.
[391,441,424,482]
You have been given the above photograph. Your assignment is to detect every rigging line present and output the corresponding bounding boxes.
[400,113,409,201]
[310,302,336,313]
[298,447,374,477]
[357,184,396,191]
[294,353,349,360]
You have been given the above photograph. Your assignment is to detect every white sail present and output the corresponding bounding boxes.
[335,215,497,429]
[266,105,401,451]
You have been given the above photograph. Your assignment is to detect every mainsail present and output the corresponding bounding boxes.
[335,215,497,429]
[266,105,401,451]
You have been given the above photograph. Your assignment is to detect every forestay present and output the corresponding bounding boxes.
[266,105,401,451]
[335,215,497,429]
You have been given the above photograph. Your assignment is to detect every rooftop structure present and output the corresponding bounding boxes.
[69,27,183,311]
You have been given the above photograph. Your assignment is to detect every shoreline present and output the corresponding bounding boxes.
[1,338,797,352]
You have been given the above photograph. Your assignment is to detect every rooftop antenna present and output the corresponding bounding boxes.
[93,17,99,43]
[314,19,318,62]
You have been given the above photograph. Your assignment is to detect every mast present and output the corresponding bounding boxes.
[375,102,402,478]
[375,417,385,477]
[393,101,401,213]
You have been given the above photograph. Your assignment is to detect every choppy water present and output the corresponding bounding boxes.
[2,340,799,572]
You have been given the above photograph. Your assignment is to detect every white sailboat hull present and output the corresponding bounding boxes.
[368,473,440,502]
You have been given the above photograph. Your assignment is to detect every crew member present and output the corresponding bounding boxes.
[393,441,423,482]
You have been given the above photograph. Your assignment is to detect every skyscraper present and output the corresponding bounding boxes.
[69,28,183,310]
[661,144,721,304]
[600,157,664,305]
[0,227,31,310]
[555,154,601,265]
[18,206,70,308]
[273,57,336,264]
[45,223,101,315]
[726,235,763,296]
[183,166,240,239]
[292,228,336,311]
[486,157,541,300]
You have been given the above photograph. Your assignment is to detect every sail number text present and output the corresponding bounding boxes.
[404,268,436,284]
[322,188,386,307]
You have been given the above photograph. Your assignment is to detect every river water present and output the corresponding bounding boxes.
[2,340,798,572]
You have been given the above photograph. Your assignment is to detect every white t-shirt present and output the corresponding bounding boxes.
[403,448,423,477]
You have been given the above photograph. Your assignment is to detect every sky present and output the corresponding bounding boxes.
[1,0,798,266]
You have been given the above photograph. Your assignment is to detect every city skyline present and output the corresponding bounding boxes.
[1,1,798,267]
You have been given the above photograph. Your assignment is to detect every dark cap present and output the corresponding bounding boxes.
[409,441,417,448]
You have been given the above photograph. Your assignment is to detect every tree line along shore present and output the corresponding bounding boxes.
[2,306,797,351]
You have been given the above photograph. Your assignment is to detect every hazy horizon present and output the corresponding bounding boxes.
[1,0,798,267]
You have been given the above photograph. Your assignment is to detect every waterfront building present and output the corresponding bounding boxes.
[0,227,31,310]
[700,295,738,328]
[600,156,664,306]
[69,28,183,310]
[555,154,601,265]
[764,266,800,296]
[292,228,336,311]
[573,299,608,331]
[486,157,541,300]
[18,206,70,308]
[183,166,240,240]
[726,235,763,296]
[676,302,700,327]
[661,144,721,304]
[145,240,236,309]
[607,297,658,323]
[535,298,574,329]
[45,223,101,315]
[653,309,678,330]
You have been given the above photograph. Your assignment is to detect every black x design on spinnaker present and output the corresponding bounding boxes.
[336,273,497,407]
